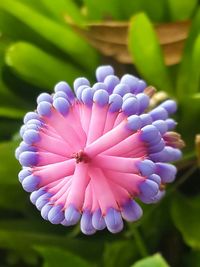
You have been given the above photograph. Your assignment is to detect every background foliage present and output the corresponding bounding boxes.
[0,0,200,266]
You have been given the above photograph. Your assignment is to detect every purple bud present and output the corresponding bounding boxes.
[136,93,149,113]
[54,81,74,101]
[156,163,177,183]
[73,77,90,93]
[93,89,109,106]
[96,65,114,82]
[165,119,177,130]
[81,210,96,235]
[159,100,177,114]
[48,205,65,224]
[113,84,130,96]
[22,175,39,192]
[23,112,39,124]
[104,75,120,94]
[135,80,147,93]
[109,94,123,112]
[138,160,156,176]
[35,193,53,210]
[140,114,153,127]
[64,204,81,225]
[152,120,168,135]
[139,180,159,198]
[149,107,168,121]
[37,101,52,117]
[18,168,32,183]
[19,151,38,167]
[121,200,143,222]
[148,174,161,185]
[53,97,70,116]
[120,74,139,94]
[140,125,160,142]
[37,93,53,104]
[81,88,94,106]
[92,82,107,91]
[30,188,47,204]
[41,203,52,220]
[23,130,40,145]
[122,97,139,116]
[92,209,106,230]
[127,115,142,131]
[104,208,123,233]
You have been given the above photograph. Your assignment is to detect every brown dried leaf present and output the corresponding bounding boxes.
[71,20,190,66]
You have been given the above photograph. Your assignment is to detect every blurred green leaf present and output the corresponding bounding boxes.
[188,34,200,93]
[0,140,20,185]
[0,0,98,72]
[168,0,198,20]
[103,240,138,267]
[41,0,86,26]
[171,193,200,250]
[0,227,103,262]
[0,185,27,211]
[177,8,200,97]
[5,42,83,89]
[83,0,121,20]
[184,251,200,267]
[121,0,168,22]
[0,107,25,119]
[128,13,173,94]
[131,253,169,267]
[35,246,92,267]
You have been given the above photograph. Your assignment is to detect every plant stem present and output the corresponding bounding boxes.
[129,226,148,257]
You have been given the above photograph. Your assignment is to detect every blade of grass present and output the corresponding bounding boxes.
[128,13,173,95]
[5,42,83,89]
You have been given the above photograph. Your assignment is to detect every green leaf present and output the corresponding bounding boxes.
[171,193,200,250]
[0,227,103,262]
[120,0,168,22]
[188,34,200,93]
[35,246,92,267]
[0,107,25,119]
[0,0,98,72]
[0,185,27,211]
[103,240,138,267]
[177,8,200,97]
[83,0,121,20]
[128,13,173,95]
[0,141,20,185]
[167,0,198,20]
[131,253,169,267]
[5,42,83,89]
[41,0,86,26]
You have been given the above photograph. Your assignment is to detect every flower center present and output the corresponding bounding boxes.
[71,150,90,164]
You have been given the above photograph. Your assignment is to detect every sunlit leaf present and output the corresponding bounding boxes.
[168,0,198,21]
[171,193,200,250]
[131,253,169,267]
[5,42,83,89]
[0,0,98,72]
[41,0,86,26]
[128,13,173,95]
[35,246,92,267]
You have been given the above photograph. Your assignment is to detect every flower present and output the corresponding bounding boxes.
[15,65,184,235]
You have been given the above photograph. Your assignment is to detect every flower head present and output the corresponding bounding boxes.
[16,65,184,235]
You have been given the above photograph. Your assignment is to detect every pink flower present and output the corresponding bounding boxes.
[16,65,183,235]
